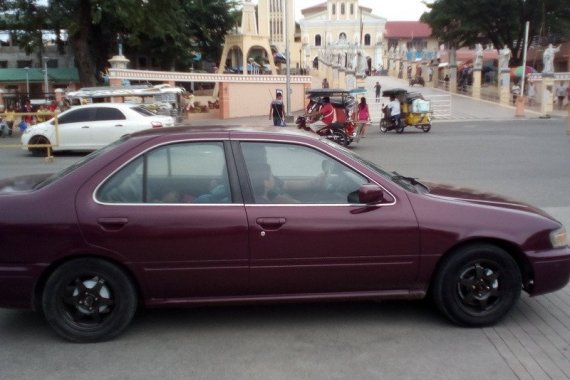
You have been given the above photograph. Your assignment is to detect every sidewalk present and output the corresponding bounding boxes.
[367,75,568,122]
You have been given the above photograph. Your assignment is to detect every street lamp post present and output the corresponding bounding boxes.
[43,57,49,101]
[24,67,30,97]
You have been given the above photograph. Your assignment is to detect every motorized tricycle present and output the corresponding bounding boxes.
[380,88,431,134]
[298,88,365,146]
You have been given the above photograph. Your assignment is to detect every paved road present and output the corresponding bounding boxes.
[0,104,569,379]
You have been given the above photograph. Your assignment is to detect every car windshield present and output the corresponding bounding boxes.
[131,106,157,117]
[321,138,421,193]
[34,137,129,190]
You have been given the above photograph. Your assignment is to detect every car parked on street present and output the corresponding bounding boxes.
[1,126,569,342]
[20,103,175,156]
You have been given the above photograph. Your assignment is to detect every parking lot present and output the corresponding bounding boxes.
[1,117,569,379]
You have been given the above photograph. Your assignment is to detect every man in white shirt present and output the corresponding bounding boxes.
[387,95,401,124]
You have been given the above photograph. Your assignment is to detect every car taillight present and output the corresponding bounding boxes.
[151,121,163,128]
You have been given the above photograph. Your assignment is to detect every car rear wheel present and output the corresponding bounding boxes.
[42,258,137,342]
[432,244,521,326]
[28,136,51,157]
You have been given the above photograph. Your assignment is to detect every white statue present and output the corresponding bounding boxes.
[498,45,511,70]
[355,50,367,76]
[474,43,484,69]
[401,44,408,60]
[542,44,561,74]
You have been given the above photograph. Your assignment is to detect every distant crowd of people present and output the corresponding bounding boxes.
[0,98,70,137]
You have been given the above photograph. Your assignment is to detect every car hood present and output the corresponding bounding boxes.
[423,181,556,221]
[0,173,52,193]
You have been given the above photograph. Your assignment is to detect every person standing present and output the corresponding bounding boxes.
[527,82,536,106]
[4,106,15,136]
[322,78,329,88]
[555,82,566,110]
[511,82,521,105]
[374,82,382,103]
[269,92,285,126]
[355,97,371,142]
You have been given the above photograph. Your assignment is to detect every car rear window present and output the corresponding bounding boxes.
[131,106,156,117]
[95,107,126,121]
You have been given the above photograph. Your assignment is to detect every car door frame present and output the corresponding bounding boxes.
[230,139,421,297]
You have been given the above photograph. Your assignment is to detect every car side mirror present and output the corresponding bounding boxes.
[358,184,384,204]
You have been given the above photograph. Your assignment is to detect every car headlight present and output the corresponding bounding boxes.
[550,227,568,248]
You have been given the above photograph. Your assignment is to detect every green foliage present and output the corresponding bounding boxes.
[1,0,240,85]
[420,0,570,65]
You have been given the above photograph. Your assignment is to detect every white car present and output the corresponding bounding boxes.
[21,103,175,156]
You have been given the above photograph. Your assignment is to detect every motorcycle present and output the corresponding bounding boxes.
[379,111,405,134]
[409,76,425,87]
[295,116,353,146]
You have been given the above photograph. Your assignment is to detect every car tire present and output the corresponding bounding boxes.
[422,124,431,133]
[432,244,521,326]
[42,258,137,343]
[29,136,51,157]
[379,120,388,133]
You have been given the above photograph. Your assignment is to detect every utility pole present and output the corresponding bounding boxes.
[284,0,291,120]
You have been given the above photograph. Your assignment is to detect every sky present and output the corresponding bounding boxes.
[294,0,431,22]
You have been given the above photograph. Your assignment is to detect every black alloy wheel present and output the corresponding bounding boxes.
[42,258,137,342]
[433,244,521,326]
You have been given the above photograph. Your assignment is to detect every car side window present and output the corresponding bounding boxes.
[58,108,94,124]
[241,142,368,204]
[97,142,231,204]
[95,107,126,121]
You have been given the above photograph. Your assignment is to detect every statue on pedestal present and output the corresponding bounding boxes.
[498,45,511,71]
[542,44,560,74]
[474,43,483,70]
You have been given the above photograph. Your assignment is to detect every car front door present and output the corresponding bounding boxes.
[76,140,249,301]
[239,141,420,296]
[54,108,96,149]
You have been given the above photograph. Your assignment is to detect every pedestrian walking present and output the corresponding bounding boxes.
[269,92,285,127]
[374,82,382,103]
[355,97,370,142]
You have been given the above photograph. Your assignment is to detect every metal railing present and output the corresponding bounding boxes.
[0,112,59,160]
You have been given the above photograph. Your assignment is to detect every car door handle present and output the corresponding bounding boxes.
[114,124,124,127]
[97,217,129,230]
[256,217,286,230]
[81,126,90,129]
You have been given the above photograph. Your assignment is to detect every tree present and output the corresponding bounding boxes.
[421,0,570,66]
[1,0,239,86]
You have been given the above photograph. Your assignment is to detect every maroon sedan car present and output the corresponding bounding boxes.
[0,126,569,342]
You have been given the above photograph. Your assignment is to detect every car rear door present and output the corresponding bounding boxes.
[88,107,129,147]
[237,141,420,296]
[75,139,250,301]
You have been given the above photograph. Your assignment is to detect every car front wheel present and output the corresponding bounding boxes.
[42,258,137,342]
[432,244,521,326]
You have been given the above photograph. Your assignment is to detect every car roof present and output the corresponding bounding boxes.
[69,103,139,109]
[128,125,319,140]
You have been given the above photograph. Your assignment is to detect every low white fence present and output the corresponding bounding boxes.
[424,94,452,119]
